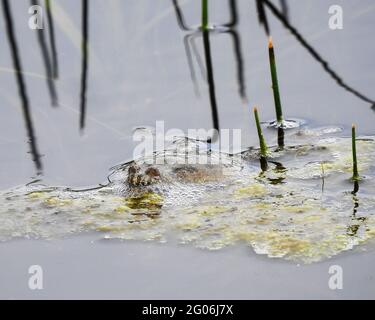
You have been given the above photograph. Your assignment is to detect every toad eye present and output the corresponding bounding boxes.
[128,164,140,175]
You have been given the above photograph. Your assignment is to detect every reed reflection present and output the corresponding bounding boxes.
[30,0,58,106]
[80,0,89,130]
[256,0,270,36]
[347,180,367,237]
[45,0,58,79]
[2,0,43,172]
[260,0,375,106]
[172,0,248,142]
[202,30,219,135]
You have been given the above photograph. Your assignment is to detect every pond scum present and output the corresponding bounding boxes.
[1,129,375,264]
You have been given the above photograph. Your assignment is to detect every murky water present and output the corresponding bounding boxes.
[1,0,375,298]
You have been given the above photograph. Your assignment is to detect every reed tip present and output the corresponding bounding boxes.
[268,37,273,48]
[352,123,356,129]
[253,106,258,112]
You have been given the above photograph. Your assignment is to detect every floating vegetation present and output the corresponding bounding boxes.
[1,133,375,264]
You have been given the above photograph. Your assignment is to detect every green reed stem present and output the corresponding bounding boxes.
[352,124,359,181]
[268,37,283,124]
[202,0,208,30]
[253,107,268,157]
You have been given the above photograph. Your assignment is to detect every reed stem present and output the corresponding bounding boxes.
[352,124,359,181]
[253,107,268,157]
[268,37,283,124]
[202,0,208,30]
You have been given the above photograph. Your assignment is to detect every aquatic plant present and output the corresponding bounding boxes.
[352,124,359,181]
[202,0,208,30]
[268,37,283,124]
[253,107,268,157]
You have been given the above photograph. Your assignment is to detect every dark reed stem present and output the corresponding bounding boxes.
[80,0,89,130]
[352,124,359,181]
[268,37,283,124]
[202,0,208,30]
[2,0,43,171]
[253,107,268,157]
[45,0,58,79]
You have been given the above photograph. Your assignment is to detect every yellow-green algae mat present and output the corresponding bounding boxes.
[1,132,375,264]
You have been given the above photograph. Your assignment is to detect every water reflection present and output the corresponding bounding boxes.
[226,29,246,101]
[45,0,59,79]
[256,0,270,36]
[347,180,367,237]
[259,156,268,171]
[30,0,58,106]
[171,0,194,31]
[2,0,43,172]
[277,127,285,149]
[261,0,375,106]
[79,0,89,130]
[172,0,248,142]
[202,30,220,138]
[279,0,289,23]
[223,0,238,28]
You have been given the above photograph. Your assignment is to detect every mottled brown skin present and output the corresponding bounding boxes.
[126,162,224,187]
[127,164,161,187]
[173,165,223,183]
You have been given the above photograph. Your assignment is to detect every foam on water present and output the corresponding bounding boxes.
[1,133,375,263]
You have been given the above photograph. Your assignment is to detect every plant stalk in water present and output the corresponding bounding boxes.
[268,37,283,124]
[352,124,359,181]
[253,107,268,157]
[202,0,208,30]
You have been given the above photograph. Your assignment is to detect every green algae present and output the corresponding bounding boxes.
[1,135,375,263]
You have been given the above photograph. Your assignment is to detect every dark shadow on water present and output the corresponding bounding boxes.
[2,0,43,172]
[261,0,375,106]
[30,0,58,107]
[80,0,89,130]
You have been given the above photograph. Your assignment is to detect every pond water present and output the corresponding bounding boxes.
[1,0,375,298]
